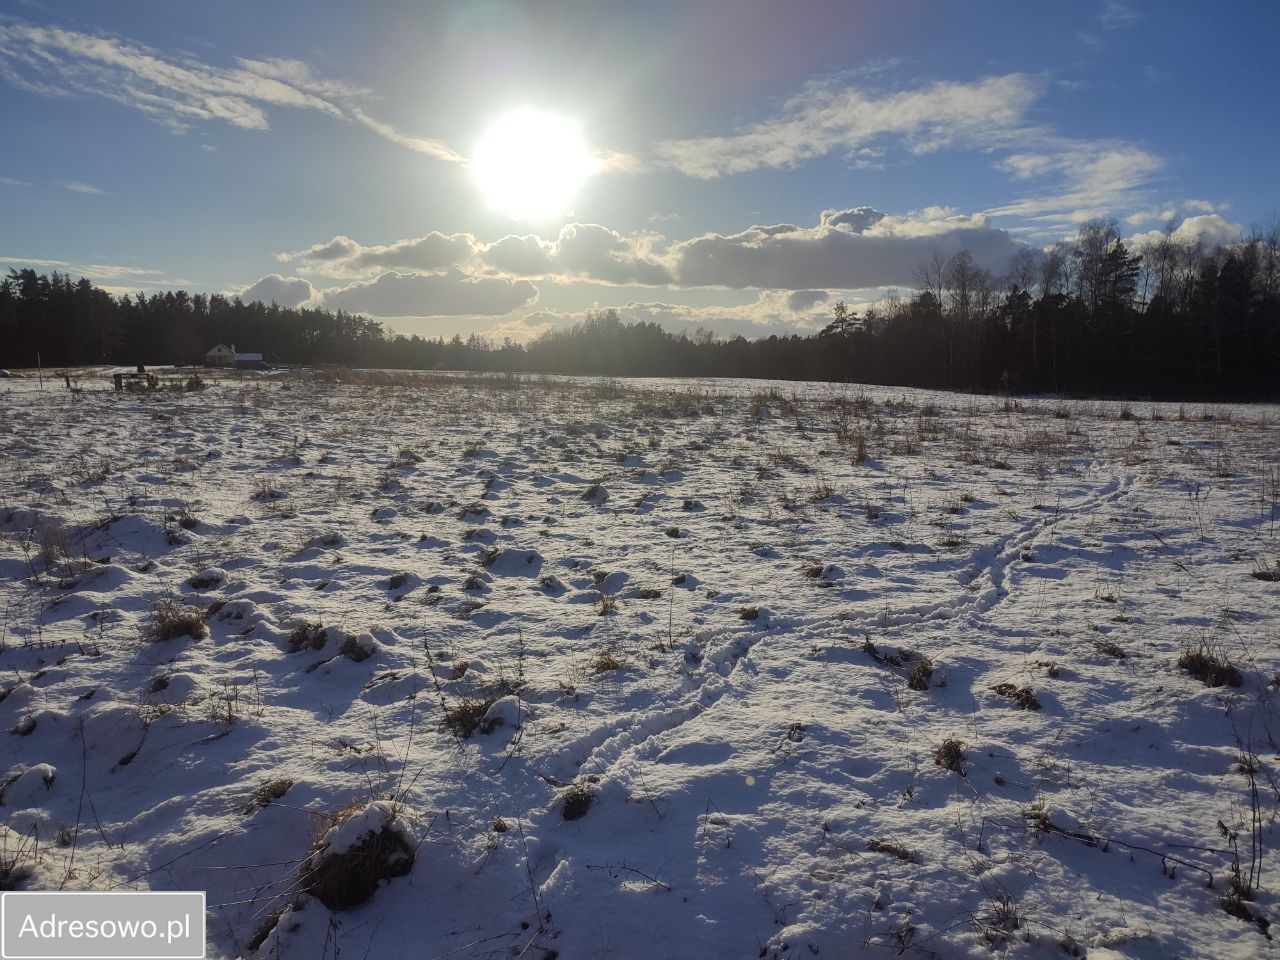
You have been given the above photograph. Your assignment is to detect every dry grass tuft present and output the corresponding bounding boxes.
[933,738,966,774]
[288,621,326,653]
[991,683,1042,710]
[1178,643,1242,688]
[298,801,414,910]
[143,600,208,642]
[562,782,595,821]
[245,778,294,814]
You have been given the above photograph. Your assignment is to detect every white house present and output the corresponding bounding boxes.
[205,344,236,366]
[205,344,266,367]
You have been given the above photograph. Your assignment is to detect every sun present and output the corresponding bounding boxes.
[471,108,597,222]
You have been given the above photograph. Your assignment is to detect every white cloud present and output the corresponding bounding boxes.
[55,179,103,194]
[666,207,1026,289]
[281,233,477,277]
[654,73,1044,178]
[488,287,881,342]
[984,142,1165,227]
[648,66,1167,229]
[1128,214,1243,252]
[1101,2,1139,29]
[284,206,1028,297]
[0,21,460,161]
[0,254,185,287]
[0,175,28,187]
[237,273,315,308]
[1125,207,1176,226]
[315,269,537,317]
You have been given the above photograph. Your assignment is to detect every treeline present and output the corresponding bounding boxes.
[2,218,1278,400]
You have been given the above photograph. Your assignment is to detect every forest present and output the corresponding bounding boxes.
[3,218,1278,400]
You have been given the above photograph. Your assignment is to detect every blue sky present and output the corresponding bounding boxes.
[1,0,1276,340]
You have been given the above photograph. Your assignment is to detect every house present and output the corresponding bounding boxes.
[205,344,268,369]
[205,344,236,367]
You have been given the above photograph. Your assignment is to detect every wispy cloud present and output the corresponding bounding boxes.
[654,73,1045,179]
[55,179,104,194]
[0,254,187,287]
[983,141,1164,227]
[0,19,462,162]
[1100,2,1139,30]
[651,67,1167,228]
[0,175,28,187]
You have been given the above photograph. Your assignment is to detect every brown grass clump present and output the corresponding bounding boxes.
[1092,638,1127,658]
[1178,644,1242,688]
[1251,560,1280,582]
[339,634,372,662]
[991,683,1042,710]
[143,600,208,642]
[443,698,497,738]
[288,621,326,652]
[245,778,294,813]
[934,738,966,775]
[906,658,934,691]
[562,783,595,821]
[866,838,918,863]
[298,801,414,910]
[593,649,622,674]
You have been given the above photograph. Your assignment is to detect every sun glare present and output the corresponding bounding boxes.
[472,108,597,222]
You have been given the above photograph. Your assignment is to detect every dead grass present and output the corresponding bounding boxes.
[562,782,595,821]
[142,599,208,642]
[245,778,294,814]
[1177,643,1242,688]
[933,738,966,774]
[288,621,326,652]
[991,683,1042,710]
[298,802,414,910]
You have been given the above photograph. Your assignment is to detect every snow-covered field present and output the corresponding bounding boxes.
[1,370,1278,959]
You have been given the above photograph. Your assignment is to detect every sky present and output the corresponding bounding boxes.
[1,0,1276,342]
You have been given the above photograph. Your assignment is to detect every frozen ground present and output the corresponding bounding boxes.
[1,370,1278,959]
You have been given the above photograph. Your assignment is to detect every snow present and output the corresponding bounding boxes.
[1,371,1278,959]
[318,799,403,857]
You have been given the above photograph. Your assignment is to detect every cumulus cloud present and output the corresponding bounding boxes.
[238,274,315,308]
[666,207,1026,289]
[1128,214,1243,252]
[818,206,885,231]
[487,288,867,342]
[315,269,537,317]
[544,224,673,285]
[654,73,1044,178]
[284,206,1028,297]
[0,20,460,161]
[281,233,477,277]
